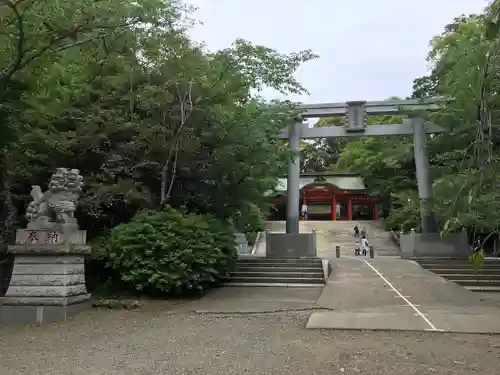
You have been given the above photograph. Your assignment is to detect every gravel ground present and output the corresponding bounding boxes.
[0,302,499,375]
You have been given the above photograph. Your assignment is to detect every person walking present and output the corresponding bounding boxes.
[360,234,370,256]
[301,202,308,220]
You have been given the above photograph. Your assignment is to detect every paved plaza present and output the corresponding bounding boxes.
[308,258,500,333]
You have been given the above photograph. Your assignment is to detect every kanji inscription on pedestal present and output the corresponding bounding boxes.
[46,231,60,244]
[24,231,40,244]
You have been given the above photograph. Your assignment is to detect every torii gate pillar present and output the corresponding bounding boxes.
[412,117,439,233]
[286,121,301,234]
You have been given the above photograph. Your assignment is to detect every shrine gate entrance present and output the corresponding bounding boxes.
[277,98,445,234]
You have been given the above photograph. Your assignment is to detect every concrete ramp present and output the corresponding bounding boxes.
[307,258,500,334]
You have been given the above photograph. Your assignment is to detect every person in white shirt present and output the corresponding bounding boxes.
[301,203,308,220]
[354,239,361,255]
[360,235,370,256]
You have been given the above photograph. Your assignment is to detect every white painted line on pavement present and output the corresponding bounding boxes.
[362,260,439,332]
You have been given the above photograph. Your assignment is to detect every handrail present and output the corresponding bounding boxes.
[389,230,401,247]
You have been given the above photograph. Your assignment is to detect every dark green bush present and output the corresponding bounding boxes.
[246,231,258,246]
[85,236,131,295]
[105,207,237,295]
[231,202,265,245]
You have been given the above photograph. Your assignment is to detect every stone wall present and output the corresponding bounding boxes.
[400,231,470,258]
[265,232,317,258]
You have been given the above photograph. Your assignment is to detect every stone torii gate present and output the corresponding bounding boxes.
[266,99,461,258]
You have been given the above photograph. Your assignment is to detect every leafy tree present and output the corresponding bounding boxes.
[0,0,318,260]
[0,0,190,246]
[381,3,500,245]
[335,111,415,216]
[424,5,500,239]
[301,117,346,172]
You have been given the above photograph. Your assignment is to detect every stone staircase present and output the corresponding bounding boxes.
[228,257,325,287]
[416,258,500,293]
[364,222,402,256]
[261,220,400,258]
[303,220,400,257]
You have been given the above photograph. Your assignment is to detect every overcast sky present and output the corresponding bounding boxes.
[187,0,489,104]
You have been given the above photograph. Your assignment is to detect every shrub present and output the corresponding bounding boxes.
[231,202,265,243]
[104,206,237,295]
[85,236,131,295]
[246,231,258,246]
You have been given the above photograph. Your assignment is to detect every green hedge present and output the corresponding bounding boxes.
[104,207,237,295]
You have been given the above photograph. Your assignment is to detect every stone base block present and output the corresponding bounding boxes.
[265,232,317,258]
[400,232,470,259]
[1,243,91,326]
[1,300,90,326]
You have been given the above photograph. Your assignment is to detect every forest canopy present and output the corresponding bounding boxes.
[1,0,499,252]
[0,0,317,249]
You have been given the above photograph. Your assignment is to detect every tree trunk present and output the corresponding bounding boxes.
[0,150,17,250]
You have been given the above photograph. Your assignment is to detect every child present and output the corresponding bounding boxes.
[354,239,361,255]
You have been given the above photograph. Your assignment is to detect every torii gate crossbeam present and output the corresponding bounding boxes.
[277,99,444,235]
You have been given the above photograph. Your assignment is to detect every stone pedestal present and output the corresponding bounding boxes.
[400,232,470,259]
[1,228,91,326]
[265,232,317,258]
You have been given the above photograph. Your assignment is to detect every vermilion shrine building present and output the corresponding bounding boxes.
[267,172,379,221]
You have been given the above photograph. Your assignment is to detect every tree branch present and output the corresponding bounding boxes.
[1,15,141,82]
[160,82,195,206]
[3,0,25,75]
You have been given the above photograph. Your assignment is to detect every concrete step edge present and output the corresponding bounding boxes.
[440,275,500,280]
[465,286,500,292]
[235,264,323,269]
[225,282,324,287]
[232,272,324,276]
[236,261,323,265]
[451,281,500,286]
[235,267,322,271]
[231,276,325,280]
